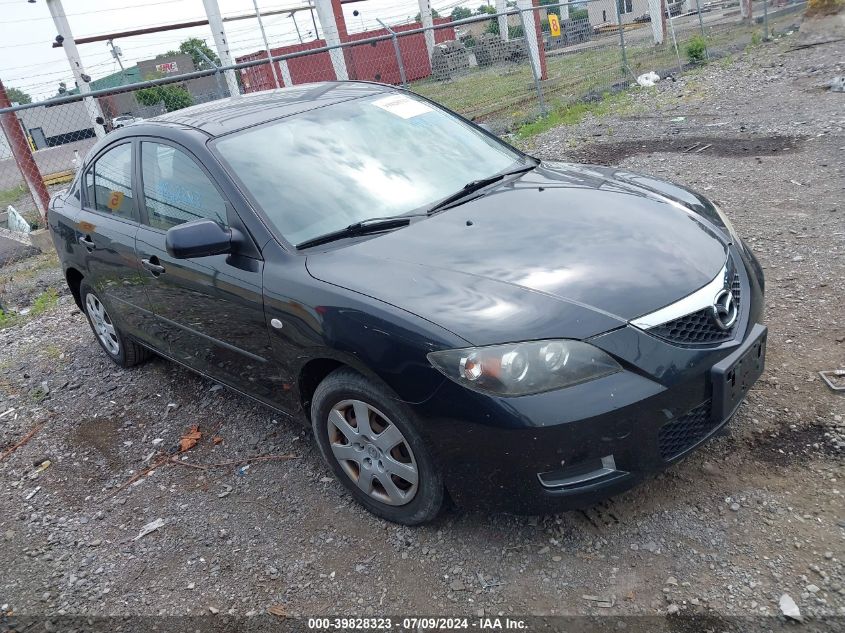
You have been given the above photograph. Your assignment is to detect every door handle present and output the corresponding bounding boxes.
[141,258,166,276]
[78,235,95,250]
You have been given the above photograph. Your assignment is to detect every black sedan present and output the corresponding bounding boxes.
[48,82,766,525]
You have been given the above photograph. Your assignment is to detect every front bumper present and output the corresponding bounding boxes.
[411,246,766,514]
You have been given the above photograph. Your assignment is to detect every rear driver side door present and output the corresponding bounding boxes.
[133,139,280,400]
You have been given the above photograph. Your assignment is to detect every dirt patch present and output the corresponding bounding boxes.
[571,135,806,166]
[74,417,125,471]
[746,422,840,466]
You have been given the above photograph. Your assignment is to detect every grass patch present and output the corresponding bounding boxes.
[0,184,26,209]
[29,289,59,317]
[516,92,630,138]
[0,309,14,330]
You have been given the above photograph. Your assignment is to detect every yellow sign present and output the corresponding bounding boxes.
[107,190,124,211]
[549,14,561,38]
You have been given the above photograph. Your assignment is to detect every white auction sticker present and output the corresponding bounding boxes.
[371,94,433,119]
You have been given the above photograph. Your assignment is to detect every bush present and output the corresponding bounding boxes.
[136,84,194,112]
[685,35,707,64]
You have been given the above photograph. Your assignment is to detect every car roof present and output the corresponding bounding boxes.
[149,81,394,137]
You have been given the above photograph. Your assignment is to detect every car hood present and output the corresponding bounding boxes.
[305,162,729,346]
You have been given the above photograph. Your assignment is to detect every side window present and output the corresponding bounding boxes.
[141,142,227,231]
[87,143,134,220]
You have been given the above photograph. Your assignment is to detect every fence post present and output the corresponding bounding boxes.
[496,0,510,41]
[615,2,631,80]
[517,2,547,116]
[763,0,770,40]
[693,0,710,59]
[666,6,683,74]
[377,20,407,89]
[0,81,51,222]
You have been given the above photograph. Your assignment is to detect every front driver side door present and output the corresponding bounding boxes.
[133,139,281,400]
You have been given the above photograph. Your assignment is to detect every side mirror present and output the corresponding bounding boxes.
[166,219,233,259]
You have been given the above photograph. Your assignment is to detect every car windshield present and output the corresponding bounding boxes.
[214,92,523,246]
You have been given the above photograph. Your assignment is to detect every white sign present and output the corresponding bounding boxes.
[371,94,433,119]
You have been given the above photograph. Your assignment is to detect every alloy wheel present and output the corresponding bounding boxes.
[327,399,419,506]
[85,293,120,356]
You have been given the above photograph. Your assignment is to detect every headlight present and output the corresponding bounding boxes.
[712,202,739,242]
[427,340,622,397]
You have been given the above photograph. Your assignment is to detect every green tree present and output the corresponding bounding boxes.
[136,75,193,113]
[414,7,440,22]
[6,87,31,105]
[540,0,560,17]
[451,6,473,19]
[476,4,496,14]
[159,37,220,70]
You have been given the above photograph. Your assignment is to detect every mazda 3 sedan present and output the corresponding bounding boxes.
[48,82,766,524]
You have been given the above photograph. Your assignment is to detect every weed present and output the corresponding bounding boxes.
[29,289,59,317]
[686,36,708,64]
[0,310,14,330]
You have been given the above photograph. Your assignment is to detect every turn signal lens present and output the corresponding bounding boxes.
[428,340,621,397]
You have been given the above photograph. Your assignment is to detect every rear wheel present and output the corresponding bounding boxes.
[80,282,150,368]
[311,368,444,525]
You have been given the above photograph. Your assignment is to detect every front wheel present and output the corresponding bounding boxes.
[311,368,444,525]
[80,281,150,368]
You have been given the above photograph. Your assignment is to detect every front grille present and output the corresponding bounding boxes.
[649,273,741,345]
[658,400,715,461]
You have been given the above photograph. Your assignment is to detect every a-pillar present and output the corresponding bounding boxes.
[314,0,348,80]
[418,0,436,61]
[496,0,509,41]
[647,0,667,44]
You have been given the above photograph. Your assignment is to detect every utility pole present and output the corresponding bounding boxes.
[201,0,241,97]
[252,0,282,88]
[291,12,304,43]
[308,1,320,40]
[107,39,127,86]
[45,0,105,139]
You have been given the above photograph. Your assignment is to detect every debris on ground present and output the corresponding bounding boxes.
[819,369,845,392]
[134,518,166,541]
[779,593,802,621]
[0,422,47,462]
[636,71,660,87]
[178,425,202,452]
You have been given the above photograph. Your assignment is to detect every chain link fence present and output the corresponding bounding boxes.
[0,0,807,231]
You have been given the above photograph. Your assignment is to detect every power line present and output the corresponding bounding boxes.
[2,0,193,24]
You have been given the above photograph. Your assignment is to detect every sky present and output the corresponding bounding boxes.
[0,0,482,101]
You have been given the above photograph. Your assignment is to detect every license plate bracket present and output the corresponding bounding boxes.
[711,324,767,422]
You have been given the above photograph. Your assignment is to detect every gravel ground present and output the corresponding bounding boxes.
[1,14,843,628]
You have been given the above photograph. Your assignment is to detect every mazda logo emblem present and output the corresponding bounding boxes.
[711,288,737,330]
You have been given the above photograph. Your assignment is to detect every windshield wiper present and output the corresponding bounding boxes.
[426,161,539,215]
[296,214,426,250]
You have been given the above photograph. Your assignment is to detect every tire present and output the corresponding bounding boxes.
[311,368,444,525]
[80,281,150,368]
